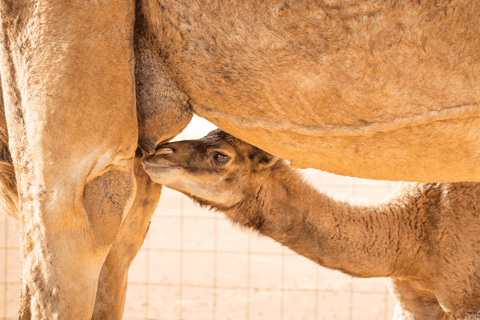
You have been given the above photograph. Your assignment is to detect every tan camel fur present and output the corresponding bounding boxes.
[138,0,480,182]
[0,69,163,320]
[0,2,184,318]
[91,158,162,319]
[144,129,480,320]
[2,0,480,318]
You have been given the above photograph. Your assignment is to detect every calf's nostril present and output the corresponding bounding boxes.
[155,148,174,155]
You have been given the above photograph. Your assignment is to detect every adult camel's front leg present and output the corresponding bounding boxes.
[0,1,137,318]
[92,158,162,320]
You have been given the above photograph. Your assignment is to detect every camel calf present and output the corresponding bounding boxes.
[144,129,480,320]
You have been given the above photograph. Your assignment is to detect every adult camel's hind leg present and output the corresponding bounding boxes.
[0,0,137,318]
[92,158,162,320]
[91,15,192,317]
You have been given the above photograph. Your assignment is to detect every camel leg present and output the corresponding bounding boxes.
[91,19,191,316]
[92,158,162,320]
[0,0,137,318]
[386,279,447,320]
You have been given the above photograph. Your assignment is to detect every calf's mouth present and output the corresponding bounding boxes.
[143,148,178,168]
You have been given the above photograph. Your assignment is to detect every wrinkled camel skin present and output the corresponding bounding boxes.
[138,0,480,182]
[134,13,193,152]
[144,130,480,320]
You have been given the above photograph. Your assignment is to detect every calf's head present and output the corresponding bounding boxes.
[143,129,278,209]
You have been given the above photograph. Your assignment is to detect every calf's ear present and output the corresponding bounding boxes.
[257,153,278,170]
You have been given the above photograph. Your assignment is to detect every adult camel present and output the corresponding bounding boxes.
[0,0,479,319]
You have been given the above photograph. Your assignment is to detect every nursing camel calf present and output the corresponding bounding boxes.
[144,130,480,320]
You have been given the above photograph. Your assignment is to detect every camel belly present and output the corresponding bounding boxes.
[142,0,480,181]
[206,110,480,182]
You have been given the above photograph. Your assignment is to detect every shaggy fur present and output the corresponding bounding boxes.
[145,130,480,320]
[139,0,480,182]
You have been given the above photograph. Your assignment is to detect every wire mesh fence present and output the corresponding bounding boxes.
[0,117,399,320]
[0,213,22,320]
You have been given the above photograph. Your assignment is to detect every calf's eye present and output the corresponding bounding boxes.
[213,152,230,163]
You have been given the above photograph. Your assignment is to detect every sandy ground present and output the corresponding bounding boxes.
[0,118,399,319]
